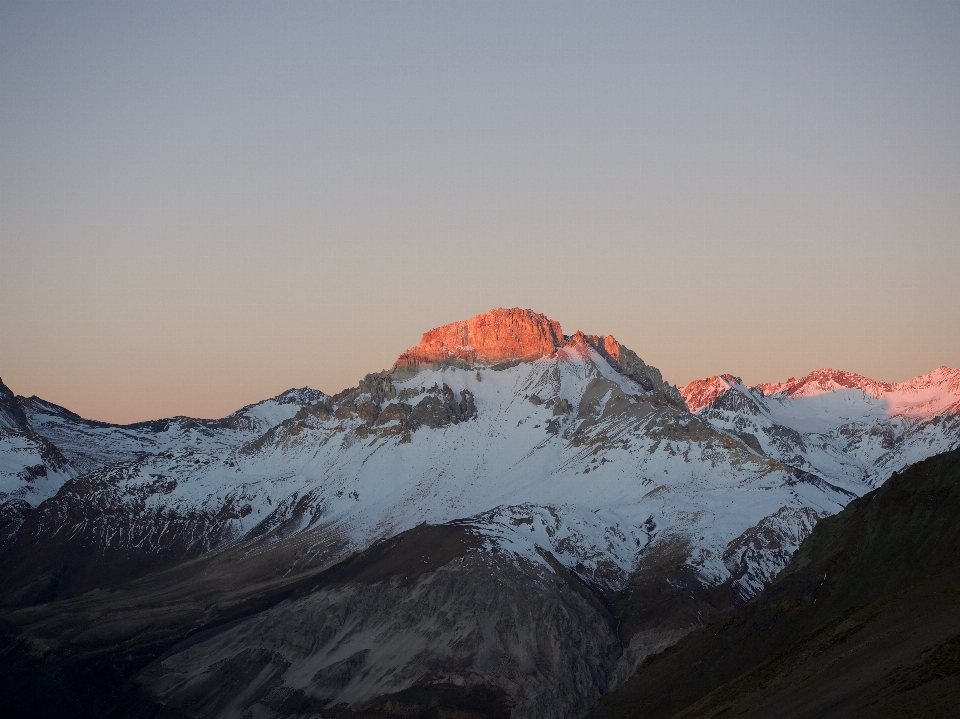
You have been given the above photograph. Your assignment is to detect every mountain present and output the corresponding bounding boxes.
[20,386,329,474]
[0,308,958,719]
[680,366,960,490]
[587,444,960,719]
[0,377,76,508]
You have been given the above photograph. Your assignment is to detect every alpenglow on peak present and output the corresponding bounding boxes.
[394,308,566,369]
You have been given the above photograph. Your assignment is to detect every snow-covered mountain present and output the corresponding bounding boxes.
[680,367,960,489]
[0,378,76,507]
[19,386,328,475]
[1,308,958,719]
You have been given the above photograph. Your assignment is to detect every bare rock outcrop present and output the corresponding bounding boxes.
[395,308,565,370]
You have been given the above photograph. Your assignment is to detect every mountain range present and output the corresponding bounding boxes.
[1,307,958,718]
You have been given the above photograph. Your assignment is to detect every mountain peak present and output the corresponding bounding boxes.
[0,377,30,432]
[679,374,745,413]
[756,368,893,398]
[395,308,565,369]
[269,387,329,405]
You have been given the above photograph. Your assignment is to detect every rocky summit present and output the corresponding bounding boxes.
[1,308,958,719]
[395,307,567,368]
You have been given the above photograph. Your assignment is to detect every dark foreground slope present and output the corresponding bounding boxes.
[588,446,960,719]
[0,520,642,719]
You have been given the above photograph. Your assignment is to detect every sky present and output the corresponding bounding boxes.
[1,1,959,423]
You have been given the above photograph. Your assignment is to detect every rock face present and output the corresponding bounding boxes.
[567,331,681,401]
[395,308,565,369]
[0,379,30,432]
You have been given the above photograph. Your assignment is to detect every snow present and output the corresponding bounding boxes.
[24,348,856,597]
[18,389,328,476]
[686,368,960,491]
[0,430,75,504]
[7,354,957,605]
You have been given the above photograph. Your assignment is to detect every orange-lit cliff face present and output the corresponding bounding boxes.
[565,330,622,364]
[393,308,642,373]
[394,307,676,399]
[395,308,565,368]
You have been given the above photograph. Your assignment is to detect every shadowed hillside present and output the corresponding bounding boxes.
[588,446,960,719]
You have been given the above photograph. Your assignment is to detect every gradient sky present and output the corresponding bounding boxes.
[2,1,959,423]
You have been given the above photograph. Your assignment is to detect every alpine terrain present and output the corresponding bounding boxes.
[1,308,958,719]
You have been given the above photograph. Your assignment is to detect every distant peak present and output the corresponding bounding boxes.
[901,366,960,393]
[680,374,744,413]
[270,387,329,405]
[754,366,960,400]
[756,368,892,399]
[395,308,565,368]
[0,377,31,432]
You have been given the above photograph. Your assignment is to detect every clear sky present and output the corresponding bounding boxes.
[2,1,959,423]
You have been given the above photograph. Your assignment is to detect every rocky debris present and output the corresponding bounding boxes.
[334,403,357,420]
[409,385,476,429]
[338,383,480,431]
[731,430,764,455]
[527,395,571,424]
[395,308,565,370]
[293,401,332,422]
[376,402,412,425]
[355,402,381,425]
[395,386,422,403]
[359,373,397,405]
